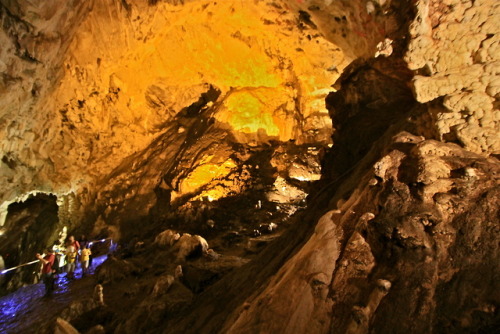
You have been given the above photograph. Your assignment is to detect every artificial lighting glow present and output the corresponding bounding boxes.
[292,176,312,182]
[196,186,232,202]
[223,92,280,136]
[178,158,237,196]
[267,176,307,203]
[288,165,322,182]
[215,87,299,141]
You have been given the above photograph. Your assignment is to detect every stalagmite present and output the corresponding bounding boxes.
[346,280,392,334]
[93,284,105,306]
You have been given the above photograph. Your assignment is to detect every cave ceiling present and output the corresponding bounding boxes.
[0,0,355,224]
[0,0,499,333]
[0,0,497,241]
[0,0,407,231]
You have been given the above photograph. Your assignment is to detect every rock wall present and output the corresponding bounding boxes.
[0,0,91,204]
[0,0,498,332]
[406,0,500,154]
[153,1,500,333]
[0,0,347,207]
[0,0,348,291]
[217,135,499,333]
[158,51,499,332]
[0,193,61,293]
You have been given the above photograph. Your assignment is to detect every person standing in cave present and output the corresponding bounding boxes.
[66,235,80,268]
[79,235,92,267]
[66,235,80,253]
[36,248,56,297]
[52,240,66,276]
[65,245,77,279]
[80,245,92,277]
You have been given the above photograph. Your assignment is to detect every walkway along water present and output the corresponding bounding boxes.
[0,252,108,333]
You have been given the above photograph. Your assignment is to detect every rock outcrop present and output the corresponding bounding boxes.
[406,0,500,154]
[0,0,498,333]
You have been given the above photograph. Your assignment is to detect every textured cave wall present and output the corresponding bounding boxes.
[406,0,500,154]
[0,0,352,237]
[0,193,61,293]
[285,0,410,59]
[63,0,414,239]
[0,0,498,332]
[0,0,414,237]
[0,0,92,204]
[0,0,351,292]
[150,1,499,333]
[295,0,499,157]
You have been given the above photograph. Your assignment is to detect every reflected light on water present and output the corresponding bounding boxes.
[0,254,109,332]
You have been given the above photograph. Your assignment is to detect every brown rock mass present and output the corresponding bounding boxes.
[0,0,498,333]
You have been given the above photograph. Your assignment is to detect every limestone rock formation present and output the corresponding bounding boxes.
[151,274,175,297]
[174,233,209,261]
[154,229,180,248]
[406,0,500,154]
[54,318,80,334]
[0,0,346,207]
[0,0,498,333]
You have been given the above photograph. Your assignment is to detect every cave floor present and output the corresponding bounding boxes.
[0,229,281,333]
[0,255,107,333]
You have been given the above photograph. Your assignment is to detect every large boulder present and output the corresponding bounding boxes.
[155,229,181,248]
[95,256,136,284]
[175,234,209,262]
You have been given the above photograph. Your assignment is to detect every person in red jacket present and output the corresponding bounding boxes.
[66,235,80,252]
[36,248,56,297]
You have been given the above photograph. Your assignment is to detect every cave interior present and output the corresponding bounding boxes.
[0,0,499,333]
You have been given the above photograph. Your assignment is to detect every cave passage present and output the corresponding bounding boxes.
[0,193,61,294]
[0,253,108,333]
[0,0,499,333]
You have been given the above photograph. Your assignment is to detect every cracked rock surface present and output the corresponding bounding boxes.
[0,0,499,333]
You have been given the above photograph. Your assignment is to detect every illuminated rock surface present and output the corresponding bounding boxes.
[0,0,499,333]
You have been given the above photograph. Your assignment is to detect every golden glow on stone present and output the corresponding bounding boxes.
[224,92,280,136]
[198,186,230,202]
[178,158,237,196]
[215,87,297,141]
[55,0,345,136]
[28,0,346,199]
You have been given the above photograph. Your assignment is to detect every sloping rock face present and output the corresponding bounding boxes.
[0,0,499,333]
[159,51,499,333]
[155,1,499,333]
[211,137,499,334]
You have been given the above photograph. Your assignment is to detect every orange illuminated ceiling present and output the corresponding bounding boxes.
[41,0,347,199]
[54,0,346,144]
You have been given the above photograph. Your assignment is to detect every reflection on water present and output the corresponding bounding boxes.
[0,254,108,333]
[54,253,107,295]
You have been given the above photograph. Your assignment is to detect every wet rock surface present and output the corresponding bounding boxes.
[0,257,105,334]
[0,193,60,293]
[0,0,499,333]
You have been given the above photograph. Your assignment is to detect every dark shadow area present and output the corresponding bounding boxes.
[0,193,59,295]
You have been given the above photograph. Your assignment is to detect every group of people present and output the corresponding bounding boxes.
[36,235,93,297]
